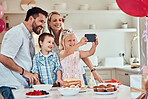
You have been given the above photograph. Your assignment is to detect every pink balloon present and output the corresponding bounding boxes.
[0,5,4,18]
[0,19,5,33]
[116,0,148,17]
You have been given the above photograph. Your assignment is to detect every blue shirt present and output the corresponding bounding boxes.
[31,51,62,84]
[0,23,35,89]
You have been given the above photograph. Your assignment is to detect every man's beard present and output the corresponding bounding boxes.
[32,21,42,35]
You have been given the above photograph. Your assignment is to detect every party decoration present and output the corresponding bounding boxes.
[139,17,148,75]
[116,0,148,17]
[142,0,148,7]
[0,5,4,18]
[88,73,96,88]
[0,19,5,33]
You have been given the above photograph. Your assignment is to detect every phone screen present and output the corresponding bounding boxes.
[85,34,96,42]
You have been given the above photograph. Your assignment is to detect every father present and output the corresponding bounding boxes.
[0,7,48,89]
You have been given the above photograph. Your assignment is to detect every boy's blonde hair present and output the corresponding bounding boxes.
[59,29,78,50]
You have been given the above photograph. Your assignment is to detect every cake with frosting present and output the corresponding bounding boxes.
[63,78,81,88]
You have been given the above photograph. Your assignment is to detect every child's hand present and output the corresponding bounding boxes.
[79,37,88,46]
[92,38,98,47]
[56,79,63,86]
[33,73,40,85]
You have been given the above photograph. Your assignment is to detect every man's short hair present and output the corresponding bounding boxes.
[38,33,54,48]
[25,7,48,21]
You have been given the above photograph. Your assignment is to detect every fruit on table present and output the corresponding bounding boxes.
[26,90,49,96]
[104,78,122,85]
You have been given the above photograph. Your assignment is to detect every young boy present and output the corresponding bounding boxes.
[31,33,63,85]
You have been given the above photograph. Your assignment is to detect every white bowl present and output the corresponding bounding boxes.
[32,84,52,91]
[54,3,66,10]
[58,88,80,96]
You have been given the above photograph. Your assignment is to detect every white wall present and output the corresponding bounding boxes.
[0,0,139,65]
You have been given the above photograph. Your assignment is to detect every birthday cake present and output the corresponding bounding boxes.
[63,78,81,88]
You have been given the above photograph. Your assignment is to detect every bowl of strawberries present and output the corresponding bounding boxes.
[25,90,49,98]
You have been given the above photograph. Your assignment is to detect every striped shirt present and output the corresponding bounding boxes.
[31,51,62,84]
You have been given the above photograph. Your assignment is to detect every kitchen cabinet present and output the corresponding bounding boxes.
[85,66,139,86]
[115,69,138,86]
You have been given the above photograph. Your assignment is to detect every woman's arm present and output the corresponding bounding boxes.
[82,57,104,83]
[80,38,104,83]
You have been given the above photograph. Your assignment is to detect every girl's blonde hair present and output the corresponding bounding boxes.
[59,29,78,50]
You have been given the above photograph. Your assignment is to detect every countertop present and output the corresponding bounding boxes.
[84,65,140,73]
[12,85,131,99]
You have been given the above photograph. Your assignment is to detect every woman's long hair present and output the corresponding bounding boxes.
[47,11,63,34]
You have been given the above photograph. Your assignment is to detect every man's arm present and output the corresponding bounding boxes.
[82,57,103,83]
[0,54,38,83]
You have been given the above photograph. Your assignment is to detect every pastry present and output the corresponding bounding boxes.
[63,78,81,88]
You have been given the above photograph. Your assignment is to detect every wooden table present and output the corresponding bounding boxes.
[12,85,131,99]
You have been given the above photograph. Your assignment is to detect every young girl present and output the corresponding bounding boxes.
[59,32,98,86]
[31,33,63,85]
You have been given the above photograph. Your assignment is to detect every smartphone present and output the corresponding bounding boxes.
[85,34,96,42]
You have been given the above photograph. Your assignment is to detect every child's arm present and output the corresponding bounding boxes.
[60,37,87,60]
[80,38,98,59]
[56,70,63,86]
[31,55,40,85]
[54,53,63,86]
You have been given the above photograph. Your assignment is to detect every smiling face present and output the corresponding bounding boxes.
[49,14,62,32]
[32,13,46,35]
[64,34,76,49]
[40,36,54,52]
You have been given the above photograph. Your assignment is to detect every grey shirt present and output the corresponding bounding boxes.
[0,23,35,89]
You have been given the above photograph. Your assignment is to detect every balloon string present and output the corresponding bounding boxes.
[146,17,148,65]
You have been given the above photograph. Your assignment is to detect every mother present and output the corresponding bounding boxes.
[44,11,103,84]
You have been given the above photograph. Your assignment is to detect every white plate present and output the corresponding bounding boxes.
[94,91,117,95]
[79,89,88,93]
[58,88,80,96]
[26,94,49,98]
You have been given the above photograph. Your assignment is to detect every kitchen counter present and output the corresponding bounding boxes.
[84,65,140,73]
[12,85,130,99]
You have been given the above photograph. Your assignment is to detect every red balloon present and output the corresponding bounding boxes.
[142,0,148,7]
[0,19,5,33]
[116,0,148,17]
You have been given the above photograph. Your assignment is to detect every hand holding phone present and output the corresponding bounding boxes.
[84,34,96,42]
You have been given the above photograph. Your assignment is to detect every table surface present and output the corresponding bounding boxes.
[12,85,131,99]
